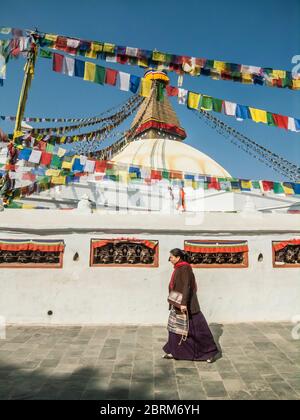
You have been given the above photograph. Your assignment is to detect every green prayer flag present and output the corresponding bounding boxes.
[94,65,106,84]
[200,95,213,111]
[251,181,261,189]
[281,77,290,89]
[156,82,165,102]
[46,143,54,153]
[50,155,62,169]
[273,182,285,194]
[205,59,214,69]
[162,170,170,179]
[267,112,276,126]
[212,98,223,113]
[39,49,53,59]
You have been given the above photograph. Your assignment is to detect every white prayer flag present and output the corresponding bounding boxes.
[28,150,42,164]
[57,147,67,157]
[178,88,188,105]
[0,54,6,80]
[224,101,237,116]
[84,160,95,173]
[62,56,75,76]
[288,117,300,132]
[118,72,130,91]
[105,55,117,63]
[67,38,80,49]
[126,47,138,57]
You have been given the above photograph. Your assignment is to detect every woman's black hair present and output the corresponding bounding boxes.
[170,248,190,263]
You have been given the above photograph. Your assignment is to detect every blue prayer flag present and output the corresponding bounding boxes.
[235,104,250,120]
[129,75,140,93]
[75,59,85,78]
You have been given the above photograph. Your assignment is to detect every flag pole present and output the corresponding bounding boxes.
[1,31,38,207]
[13,31,38,140]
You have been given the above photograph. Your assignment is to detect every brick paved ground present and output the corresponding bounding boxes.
[0,323,299,400]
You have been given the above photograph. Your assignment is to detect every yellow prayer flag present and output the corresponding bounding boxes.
[283,184,294,195]
[84,62,96,82]
[272,70,286,79]
[292,79,300,89]
[45,34,58,43]
[242,73,252,83]
[187,92,201,110]
[62,160,73,170]
[213,61,227,72]
[85,50,97,59]
[103,43,115,54]
[152,51,166,62]
[249,107,268,124]
[86,42,103,58]
[138,58,149,68]
[46,169,61,177]
[140,78,152,97]
[51,176,66,185]
[241,180,252,190]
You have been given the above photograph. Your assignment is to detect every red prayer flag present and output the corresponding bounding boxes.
[53,53,64,73]
[95,160,107,172]
[117,55,129,65]
[22,172,36,181]
[151,170,162,180]
[105,69,118,86]
[272,79,282,88]
[55,36,68,51]
[273,114,288,130]
[40,152,52,166]
[208,177,221,190]
[262,180,274,191]
[166,85,179,97]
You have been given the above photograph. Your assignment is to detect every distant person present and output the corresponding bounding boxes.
[162,248,219,362]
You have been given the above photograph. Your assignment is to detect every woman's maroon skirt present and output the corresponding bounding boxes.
[163,310,219,361]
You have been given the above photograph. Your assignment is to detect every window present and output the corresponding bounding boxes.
[272,239,300,268]
[90,238,159,267]
[0,239,65,268]
[184,240,249,268]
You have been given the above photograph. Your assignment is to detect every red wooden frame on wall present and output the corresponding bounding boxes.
[184,239,249,268]
[272,239,300,268]
[0,239,65,269]
[90,238,159,268]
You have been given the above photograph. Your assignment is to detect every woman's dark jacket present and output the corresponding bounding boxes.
[169,265,200,315]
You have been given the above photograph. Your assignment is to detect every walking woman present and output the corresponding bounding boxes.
[162,248,219,362]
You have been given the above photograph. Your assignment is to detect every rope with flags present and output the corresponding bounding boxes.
[33,29,300,90]
[1,26,300,208]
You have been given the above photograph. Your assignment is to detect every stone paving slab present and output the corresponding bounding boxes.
[0,323,299,400]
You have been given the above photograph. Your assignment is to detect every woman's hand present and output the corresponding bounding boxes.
[180,305,187,313]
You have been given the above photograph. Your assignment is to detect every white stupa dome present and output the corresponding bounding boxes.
[112,138,231,177]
